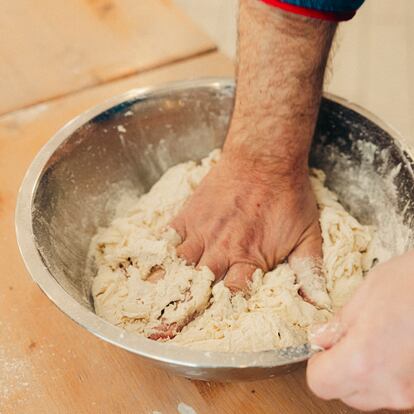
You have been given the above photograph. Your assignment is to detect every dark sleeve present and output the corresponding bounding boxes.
[260,0,365,21]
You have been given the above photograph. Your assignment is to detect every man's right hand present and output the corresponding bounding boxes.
[152,0,336,338]
[171,150,330,308]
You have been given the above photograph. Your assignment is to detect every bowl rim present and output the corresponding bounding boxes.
[15,77,413,370]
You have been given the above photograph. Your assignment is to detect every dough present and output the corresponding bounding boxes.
[90,150,376,352]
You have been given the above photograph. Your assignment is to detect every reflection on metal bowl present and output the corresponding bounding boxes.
[16,79,414,381]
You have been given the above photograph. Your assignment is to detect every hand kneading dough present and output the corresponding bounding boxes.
[90,150,377,352]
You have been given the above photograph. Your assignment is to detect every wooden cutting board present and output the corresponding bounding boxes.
[0,0,214,115]
[0,50,407,413]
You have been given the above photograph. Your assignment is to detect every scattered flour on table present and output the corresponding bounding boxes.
[0,345,31,407]
[177,402,197,414]
[90,150,379,352]
[151,403,197,414]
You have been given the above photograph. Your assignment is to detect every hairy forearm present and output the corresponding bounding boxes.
[223,0,337,177]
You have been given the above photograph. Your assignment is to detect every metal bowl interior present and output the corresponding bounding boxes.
[16,79,414,381]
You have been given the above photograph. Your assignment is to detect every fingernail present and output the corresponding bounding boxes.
[310,344,325,352]
[308,321,343,348]
[308,323,329,341]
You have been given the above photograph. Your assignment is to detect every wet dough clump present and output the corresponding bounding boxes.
[90,150,376,352]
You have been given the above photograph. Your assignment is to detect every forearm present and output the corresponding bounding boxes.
[224,0,337,176]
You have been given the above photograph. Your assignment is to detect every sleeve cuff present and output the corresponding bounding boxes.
[261,0,357,21]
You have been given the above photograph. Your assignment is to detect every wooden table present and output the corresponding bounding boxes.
[0,0,214,115]
[0,2,408,413]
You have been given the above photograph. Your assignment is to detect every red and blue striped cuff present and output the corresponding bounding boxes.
[261,0,358,21]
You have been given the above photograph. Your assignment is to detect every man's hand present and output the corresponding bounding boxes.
[153,1,336,338]
[171,151,328,305]
[307,251,414,411]
[171,0,336,304]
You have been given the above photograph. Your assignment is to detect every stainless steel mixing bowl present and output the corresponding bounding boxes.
[16,79,414,381]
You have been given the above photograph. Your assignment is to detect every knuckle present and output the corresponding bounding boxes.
[224,262,254,289]
[199,249,228,277]
[206,259,227,280]
[177,242,202,264]
[170,217,186,238]
[175,245,187,259]
[225,265,243,281]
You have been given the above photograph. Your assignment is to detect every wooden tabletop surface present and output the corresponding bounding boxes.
[0,1,410,413]
[0,0,214,115]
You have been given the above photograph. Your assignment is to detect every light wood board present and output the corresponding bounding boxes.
[0,0,215,116]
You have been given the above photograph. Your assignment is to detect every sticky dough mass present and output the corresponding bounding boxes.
[90,150,376,352]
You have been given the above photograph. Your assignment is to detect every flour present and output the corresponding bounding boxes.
[0,346,31,406]
[177,402,197,414]
[90,150,378,352]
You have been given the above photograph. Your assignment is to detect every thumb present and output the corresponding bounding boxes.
[310,274,369,349]
[309,316,345,350]
[308,275,368,350]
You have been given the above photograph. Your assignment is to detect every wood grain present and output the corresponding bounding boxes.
[0,0,215,115]
[0,51,406,414]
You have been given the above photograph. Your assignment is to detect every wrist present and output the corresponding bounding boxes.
[223,120,311,179]
[221,143,309,185]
